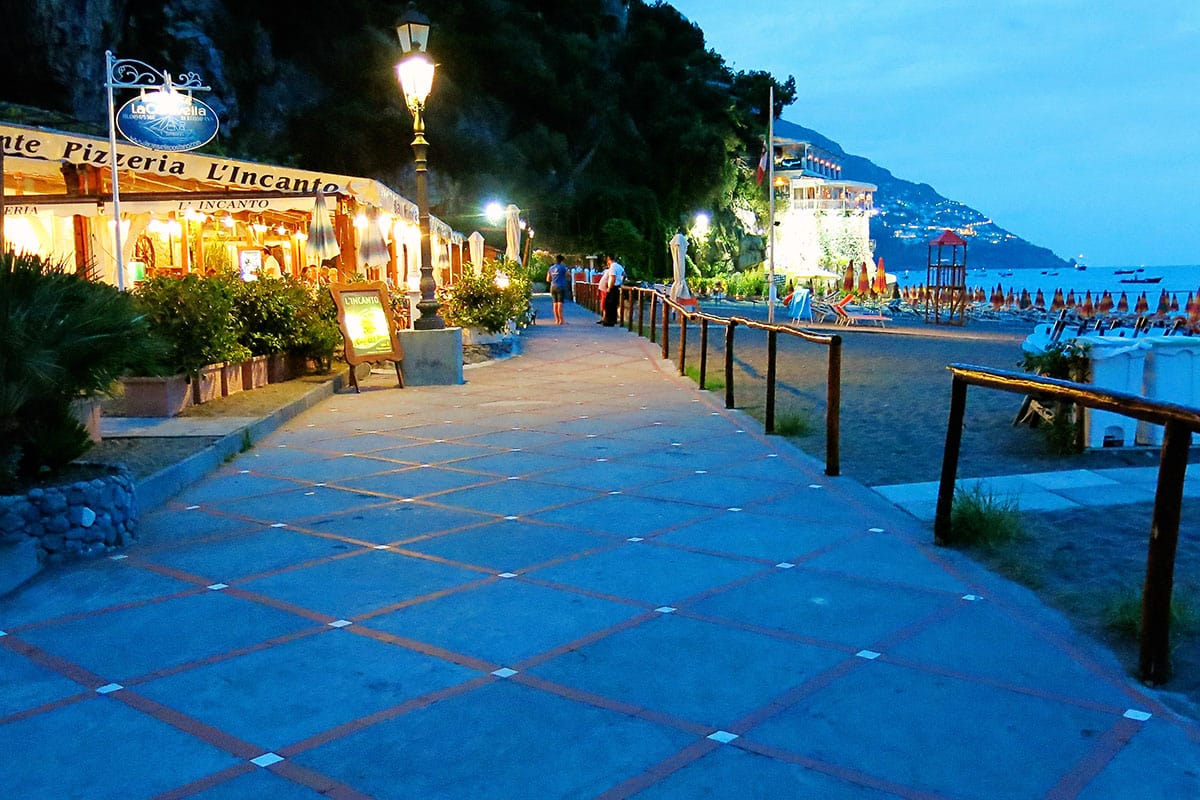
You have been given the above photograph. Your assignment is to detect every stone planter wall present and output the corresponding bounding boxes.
[0,465,138,566]
[242,355,269,389]
[193,364,222,404]
[121,375,192,418]
[219,361,244,396]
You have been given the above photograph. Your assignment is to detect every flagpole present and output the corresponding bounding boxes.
[767,85,776,324]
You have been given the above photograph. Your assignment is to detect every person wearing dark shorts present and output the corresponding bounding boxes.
[547,254,571,324]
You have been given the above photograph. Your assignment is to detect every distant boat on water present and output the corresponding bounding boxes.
[1118,275,1162,284]
[999,270,1014,277]
[1114,268,1144,275]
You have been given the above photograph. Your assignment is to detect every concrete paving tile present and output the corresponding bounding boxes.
[531,614,846,727]
[294,680,694,800]
[206,485,394,525]
[529,434,659,461]
[801,531,970,594]
[456,428,575,450]
[1077,716,1200,799]
[431,480,600,518]
[137,628,479,750]
[140,506,263,543]
[359,441,493,465]
[747,660,1117,800]
[0,698,241,800]
[401,519,611,572]
[873,481,939,505]
[18,590,314,681]
[189,768,329,799]
[654,510,858,562]
[239,550,485,618]
[632,744,900,800]
[533,460,677,492]
[1022,469,1122,491]
[244,453,410,483]
[691,568,950,650]
[528,492,715,537]
[626,473,792,509]
[368,579,641,665]
[1005,489,1083,512]
[447,450,588,478]
[333,465,497,498]
[173,472,309,505]
[140,528,357,582]
[1052,483,1156,507]
[298,501,492,544]
[0,645,87,716]
[886,601,1134,709]
[714,451,822,486]
[528,541,766,606]
[0,557,194,629]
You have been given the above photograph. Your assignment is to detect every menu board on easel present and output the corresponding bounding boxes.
[328,282,403,390]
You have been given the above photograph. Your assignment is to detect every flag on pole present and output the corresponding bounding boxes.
[755,141,768,185]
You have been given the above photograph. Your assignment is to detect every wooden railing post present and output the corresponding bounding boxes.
[661,303,670,360]
[1139,420,1192,685]
[649,294,657,344]
[724,320,736,409]
[678,312,688,375]
[699,319,709,390]
[934,375,968,545]
[765,329,777,434]
[636,291,644,335]
[826,334,841,476]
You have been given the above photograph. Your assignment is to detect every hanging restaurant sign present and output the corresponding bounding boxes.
[116,90,219,152]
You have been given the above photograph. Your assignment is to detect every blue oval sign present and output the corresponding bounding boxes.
[116,91,219,152]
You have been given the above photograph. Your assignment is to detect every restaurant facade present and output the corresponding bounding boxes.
[0,122,464,300]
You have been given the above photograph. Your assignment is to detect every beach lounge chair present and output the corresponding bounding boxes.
[832,295,888,327]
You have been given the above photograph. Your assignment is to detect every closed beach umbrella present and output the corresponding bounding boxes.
[990,284,1003,310]
[843,264,855,292]
[873,258,887,294]
[1050,288,1064,312]
[468,231,485,269]
[1156,290,1171,315]
[1065,290,1076,309]
[974,286,985,303]
[308,192,341,265]
[1169,293,1180,313]
[1186,293,1199,325]
[1116,291,1129,314]
[1079,290,1094,318]
[1018,288,1032,310]
[668,232,692,302]
[505,204,521,263]
[1134,292,1149,315]
[357,206,389,272]
[857,262,870,295]
[1005,287,1015,309]
[1098,290,1114,315]
[1034,288,1045,310]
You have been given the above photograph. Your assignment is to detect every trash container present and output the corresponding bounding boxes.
[1081,335,1146,448]
[1137,335,1198,446]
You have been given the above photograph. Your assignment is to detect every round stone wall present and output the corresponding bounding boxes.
[0,465,139,563]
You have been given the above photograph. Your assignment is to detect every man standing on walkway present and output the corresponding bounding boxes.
[547,254,571,325]
[599,254,625,326]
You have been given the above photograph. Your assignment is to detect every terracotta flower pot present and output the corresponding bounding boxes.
[192,364,222,405]
[120,375,192,417]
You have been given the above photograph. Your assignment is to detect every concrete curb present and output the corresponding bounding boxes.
[135,366,362,510]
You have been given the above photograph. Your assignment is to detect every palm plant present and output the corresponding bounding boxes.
[0,252,164,489]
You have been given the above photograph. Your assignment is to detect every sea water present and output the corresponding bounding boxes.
[896,264,1200,303]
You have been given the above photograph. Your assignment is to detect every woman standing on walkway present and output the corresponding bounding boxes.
[547,254,570,325]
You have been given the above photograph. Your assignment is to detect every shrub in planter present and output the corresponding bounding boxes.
[0,252,163,490]
[290,283,341,372]
[233,276,305,357]
[133,273,251,376]
[438,258,534,334]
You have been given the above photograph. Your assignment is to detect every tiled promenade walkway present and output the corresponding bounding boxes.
[2,298,1198,798]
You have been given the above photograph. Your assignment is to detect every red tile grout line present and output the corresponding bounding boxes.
[512,610,660,673]
[1044,716,1145,799]
[266,759,376,800]
[350,574,500,623]
[114,690,264,759]
[512,575,662,614]
[348,625,497,673]
[511,672,714,738]
[728,658,867,735]
[674,607,860,656]
[149,762,256,800]
[0,688,95,726]
[4,585,209,634]
[123,625,330,688]
[591,738,720,800]
[735,737,954,800]
[277,674,494,757]
[2,630,119,688]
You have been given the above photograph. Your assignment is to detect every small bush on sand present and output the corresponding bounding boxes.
[683,364,723,391]
[1104,589,1198,641]
[772,412,813,437]
[950,484,1025,548]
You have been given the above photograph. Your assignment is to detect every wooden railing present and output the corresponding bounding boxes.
[575,281,842,475]
[937,363,1200,685]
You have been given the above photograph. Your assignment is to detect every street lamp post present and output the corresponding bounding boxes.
[396,4,443,330]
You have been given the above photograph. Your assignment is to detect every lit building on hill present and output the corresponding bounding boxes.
[768,121,877,282]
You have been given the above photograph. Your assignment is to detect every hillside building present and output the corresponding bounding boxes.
[768,120,877,281]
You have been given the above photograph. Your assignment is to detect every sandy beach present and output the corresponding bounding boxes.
[673,301,1199,714]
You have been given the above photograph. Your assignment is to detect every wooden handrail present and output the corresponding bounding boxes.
[937,362,1198,685]
[612,286,842,476]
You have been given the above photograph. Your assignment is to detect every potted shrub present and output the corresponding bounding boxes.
[438,258,534,343]
[0,252,161,490]
[233,276,304,387]
[131,273,251,407]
